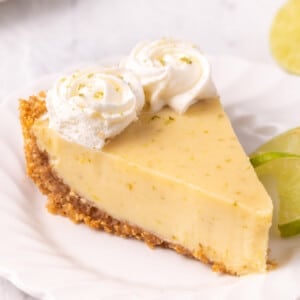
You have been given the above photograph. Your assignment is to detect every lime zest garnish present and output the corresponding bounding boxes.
[151,115,160,121]
[158,57,165,66]
[94,91,104,99]
[164,116,175,125]
[180,56,193,64]
[78,83,86,91]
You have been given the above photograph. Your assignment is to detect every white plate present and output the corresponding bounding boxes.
[1,56,300,300]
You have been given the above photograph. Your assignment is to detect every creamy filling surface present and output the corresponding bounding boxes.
[33,99,272,275]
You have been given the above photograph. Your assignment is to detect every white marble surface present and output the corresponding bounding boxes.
[0,0,285,299]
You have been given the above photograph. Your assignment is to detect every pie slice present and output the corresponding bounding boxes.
[19,92,272,275]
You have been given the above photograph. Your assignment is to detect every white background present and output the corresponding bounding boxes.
[0,0,285,298]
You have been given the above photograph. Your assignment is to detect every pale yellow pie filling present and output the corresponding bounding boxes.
[33,98,272,275]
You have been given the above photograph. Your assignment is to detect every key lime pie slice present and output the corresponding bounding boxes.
[20,39,272,275]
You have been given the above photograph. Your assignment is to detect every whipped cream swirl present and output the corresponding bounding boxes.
[46,68,145,150]
[121,38,217,113]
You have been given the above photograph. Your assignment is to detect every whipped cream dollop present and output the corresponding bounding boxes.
[121,38,218,113]
[46,68,145,150]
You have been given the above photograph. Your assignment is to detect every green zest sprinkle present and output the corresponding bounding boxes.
[78,83,85,90]
[94,91,104,99]
[151,115,160,121]
[180,56,193,64]
[165,116,175,125]
[78,93,84,97]
[158,57,165,66]
[87,73,94,78]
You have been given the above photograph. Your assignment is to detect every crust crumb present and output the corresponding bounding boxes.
[267,259,278,271]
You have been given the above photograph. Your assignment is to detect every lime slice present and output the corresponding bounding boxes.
[270,0,300,75]
[251,127,300,237]
[255,158,300,237]
[252,127,300,156]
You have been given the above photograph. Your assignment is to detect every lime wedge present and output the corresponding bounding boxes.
[270,0,300,75]
[255,158,300,237]
[251,127,300,237]
[252,127,300,156]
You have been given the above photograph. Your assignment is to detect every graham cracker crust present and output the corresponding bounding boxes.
[19,93,242,275]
